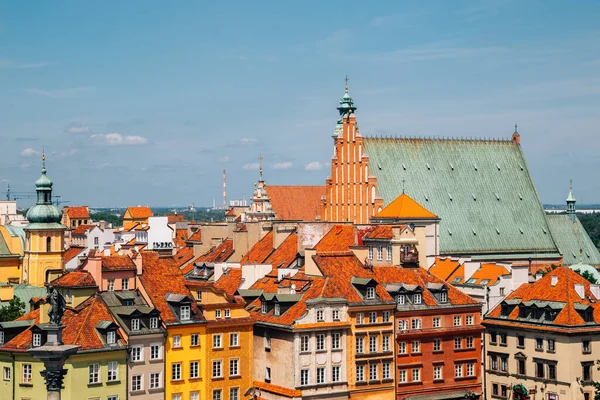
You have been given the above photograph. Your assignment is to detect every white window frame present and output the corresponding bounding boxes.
[433,338,441,352]
[316,309,324,321]
[332,309,340,321]
[107,279,115,292]
[369,311,377,324]
[454,315,462,326]
[366,287,376,299]
[150,372,161,389]
[439,291,448,303]
[22,364,32,384]
[230,332,239,347]
[172,363,181,380]
[377,246,383,261]
[399,369,407,383]
[121,278,128,290]
[386,245,392,262]
[229,358,239,377]
[274,304,280,316]
[131,345,143,362]
[382,311,390,322]
[88,363,100,384]
[180,305,191,321]
[317,367,325,384]
[369,363,378,380]
[190,360,199,379]
[229,388,239,400]
[466,314,473,325]
[150,344,161,360]
[413,293,422,304]
[454,337,462,349]
[301,335,310,352]
[356,336,364,353]
[131,318,140,331]
[131,374,143,391]
[212,360,223,378]
[434,365,442,380]
[368,246,373,260]
[317,334,325,351]
[412,368,420,382]
[382,362,391,379]
[3,366,10,381]
[216,309,222,319]
[149,317,159,329]
[356,365,365,382]
[32,333,41,347]
[412,340,420,353]
[433,317,441,328]
[191,333,200,347]
[107,361,118,382]
[332,332,341,349]
[398,342,407,354]
[225,309,230,318]
[107,330,116,344]
[332,365,340,382]
[455,364,463,378]
[369,335,378,353]
[213,334,222,349]
[383,335,390,352]
[300,369,309,386]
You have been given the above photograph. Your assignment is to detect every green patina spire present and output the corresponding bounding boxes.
[566,179,576,221]
[26,153,64,226]
[334,75,357,137]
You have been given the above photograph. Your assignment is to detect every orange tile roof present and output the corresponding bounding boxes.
[264,233,298,269]
[139,252,202,324]
[72,224,96,235]
[371,265,479,306]
[51,271,97,288]
[215,268,243,296]
[265,185,325,221]
[64,246,86,263]
[188,229,202,243]
[174,229,188,247]
[362,225,394,240]
[101,255,136,271]
[313,225,356,253]
[253,380,302,398]
[168,214,185,223]
[174,247,195,268]
[430,257,463,281]
[486,267,600,327]
[374,193,438,220]
[467,263,510,286]
[125,206,153,219]
[240,231,275,265]
[65,206,90,219]
[3,295,124,351]
[182,239,235,274]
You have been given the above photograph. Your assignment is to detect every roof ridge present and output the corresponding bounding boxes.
[364,135,513,142]
[73,295,97,345]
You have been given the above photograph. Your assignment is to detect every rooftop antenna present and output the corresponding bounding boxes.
[258,154,264,180]
[6,183,9,201]
[222,169,227,208]
[344,75,349,91]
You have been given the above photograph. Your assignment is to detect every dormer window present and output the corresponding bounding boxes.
[414,293,422,304]
[150,317,159,329]
[366,287,376,300]
[32,333,42,347]
[396,295,405,305]
[452,277,462,284]
[131,318,141,331]
[107,331,116,344]
[261,302,267,314]
[123,299,134,306]
[274,304,281,316]
[368,246,373,260]
[386,245,392,262]
[332,310,340,321]
[377,246,383,261]
[180,305,191,321]
[439,292,448,303]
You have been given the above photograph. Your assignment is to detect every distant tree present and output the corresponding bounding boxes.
[90,211,123,228]
[0,296,26,322]
[575,269,599,284]
[540,264,560,276]
[578,213,600,249]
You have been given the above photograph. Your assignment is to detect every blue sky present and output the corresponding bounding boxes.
[1,1,599,207]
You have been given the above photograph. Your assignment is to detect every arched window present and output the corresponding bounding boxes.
[46,237,52,252]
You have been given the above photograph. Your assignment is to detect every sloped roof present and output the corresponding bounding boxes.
[486,267,600,329]
[64,246,86,263]
[139,252,202,324]
[72,224,96,235]
[374,193,437,220]
[174,247,195,268]
[265,185,325,221]
[168,214,185,223]
[215,268,243,297]
[362,225,394,240]
[313,225,356,253]
[364,137,558,256]
[240,231,274,265]
[546,214,600,266]
[429,257,462,281]
[125,206,153,219]
[0,231,15,258]
[102,255,136,271]
[448,263,509,286]
[51,271,97,288]
[264,233,298,269]
[174,229,188,247]
[182,239,235,274]
[188,229,202,242]
[65,206,90,219]
[2,295,125,351]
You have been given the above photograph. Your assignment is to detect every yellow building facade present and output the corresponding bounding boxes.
[0,225,24,283]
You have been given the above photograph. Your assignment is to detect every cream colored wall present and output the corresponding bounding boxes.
[22,229,65,286]
[485,327,597,399]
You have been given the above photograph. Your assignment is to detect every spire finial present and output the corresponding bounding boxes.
[570,178,573,191]
[41,147,46,172]
[344,75,349,91]
[402,178,406,194]
[514,123,518,133]
[258,153,263,180]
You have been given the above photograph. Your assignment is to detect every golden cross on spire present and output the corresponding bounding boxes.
[345,75,349,91]
[514,123,518,133]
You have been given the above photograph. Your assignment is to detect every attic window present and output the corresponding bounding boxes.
[448,193,453,201]
[452,277,461,284]
[366,287,376,300]
[261,302,267,314]
[274,303,281,316]
[107,330,116,344]
[519,228,524,234]
[131,318,141,331]
[496,228,500,235]
[439,292,448,303]
[180,305,191,321]
[473,163,478,171]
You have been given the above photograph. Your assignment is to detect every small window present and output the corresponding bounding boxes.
[229,359,239,377]
[301,335,310,352]
[107,279,115,292]
[131,346,143,362]
[500,333,507,345]
[150,344,161,360]
[316,309,324,321]
[180,305,191,321]
[212,360,223,378]
[88,363,100,384]
[433,338,441,352]
[131,319,140,331]
[366,287,376,300]
[3,366,10,382]
[453,316,462,326]
[413,293,422,304]
[332,332,341,349]
[396,295,405,305]
[300,369,309,386]
[107,331,116,344]
[368,246,373,260]
[32,333,42,347]
[261,302,267,314]
[583,339,591,353]
[189,361,199,379]
[224,309,230,318]
[274,304,280,316]
[439,292,448,303]
[466,315,473,325]
[454,337,462,349]
[377,246,383,261]
[264,332,271,349]
[230,332,239,347]
[386,245,392,262]
[332,309,340,320]
[265,366,271,382]
[433,317,441,328]
[107,361,118,382]
[173,335,181,348]
[191,333,199,347]
[382,311,390,322]
[196,290,202,302]
[150,317,159,329]
[215,309,222,319]
[536,337,544,350]
[452,277,462,284]
[517,335,525,348]
[121,278,129,290]
[213,334,222,349]
[466,278,477,285]
[171,363,182,381]
[46,237,52,252]
[317,334,325,351]
[369,312,377,324]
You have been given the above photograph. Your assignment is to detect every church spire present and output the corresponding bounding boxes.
[334,76,357,137]
[566,179,576,222]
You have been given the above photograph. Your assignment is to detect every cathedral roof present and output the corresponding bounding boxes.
[364,137,559,256]
[546,214,600,266]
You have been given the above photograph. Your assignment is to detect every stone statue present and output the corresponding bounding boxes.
[41,369,67,391]
[47,285,65,325]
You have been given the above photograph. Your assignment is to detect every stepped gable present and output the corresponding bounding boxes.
[265,185,326,221]
[240,231,275,265]
[263,233,298,269]
[139,252,201,324]
[486,267,600,331]
[546,214,600,266]
[364,136,558,256]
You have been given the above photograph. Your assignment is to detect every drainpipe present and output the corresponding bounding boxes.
[482,317,487,400]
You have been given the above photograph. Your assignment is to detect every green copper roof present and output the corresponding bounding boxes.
[546,214,600,266]
[569,262,600,282]
[25,157,64,227]
[0,233,14,258]
[363,137,558,256]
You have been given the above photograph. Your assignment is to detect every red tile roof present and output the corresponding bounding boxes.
[215,268,243,297]
[72,224,96,235]
[486,267,600,328]
[362,225,394,240]
[3,295,124,351]
[65,206,90,219]
[374,193,438,220]
[174,229,188,248]
[188,229,202,243]
[465,263,510,286]
[51,271,97,288]
[253,380,302,398]
[174,247,195,268]
[264,233,298,269]
[168,214,185,223]
[240,232,274,265]
[430,257,462,281]
[182,239,235,274]
[101,255,136,271]
[139,252,202,324]
[64,246,86,263]
[313,225,356,253]
[125,206,153,219]
[265,185,325,221]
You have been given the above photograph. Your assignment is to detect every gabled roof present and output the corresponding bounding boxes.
[265,185,326,221]
[174,247,195,268]
[125,206,153,219]
[313,225,356,253]
[546,214,600,266]
[364,137,558,256]
[51,271,97,288]
[486,267,600,329]
[429,257,462,281]
[373,193,437,220]
[241,231,274,265]
[102,254,136,271]
[72,224,96,235]
[362,225,394,240]
[168,214,185,224]
[64,246,86,263]
[215,268,243,297]
[65,206,90,219]
[462,263,510,286]
[182,239,235,274]
[2,295,126,352]
[139,252,203,324]
[174,229,188,247]
[188,229,202,243]
[264,233,299,269]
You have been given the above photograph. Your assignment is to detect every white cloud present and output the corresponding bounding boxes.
[20,148,40,157]
[243,162,260,170]
[272,162,293,170]
[218,155,230,163]
[0,60,57,69]
[65,121,90,133]
[52,149,79,157]
[89,133,149,146]
[305,161,327,171]
[240,137,257,145]
[23,86,94,99]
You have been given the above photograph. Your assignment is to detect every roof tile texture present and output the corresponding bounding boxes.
[265,185,325,221]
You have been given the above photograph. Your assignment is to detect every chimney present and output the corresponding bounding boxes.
[99,220,106,230]
[132,252,143,275]
[590,284,600,299]
[551,275,558,286]
[574,283,585,299]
